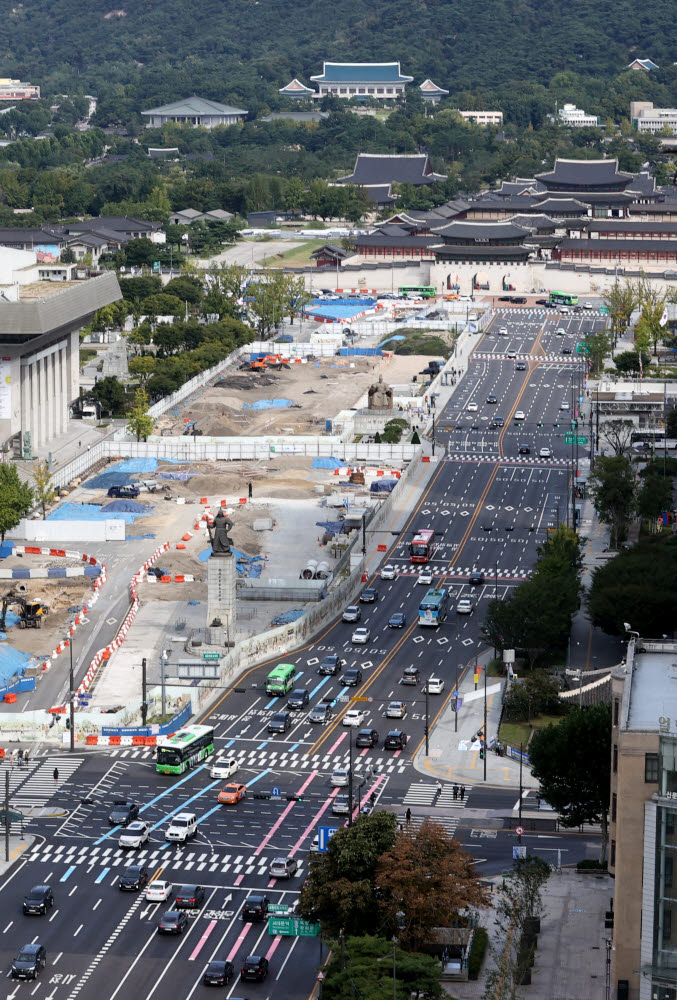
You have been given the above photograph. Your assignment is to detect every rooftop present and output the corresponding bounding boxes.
[623,643,677,731]
[310,62,414,84]
[535,157,634,189]
[338,153,446,187]
[419,79,449,96]
[141,96,247,117]
[279,78,315,96]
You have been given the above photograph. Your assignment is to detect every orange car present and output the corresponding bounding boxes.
[218,782,246,805]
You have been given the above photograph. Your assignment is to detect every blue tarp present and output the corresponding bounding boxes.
[270,610,306,626]
[242,399,295,410]
[47,502,152,524]
[316,520,346,537]
[338,347,383,357]
[370,479,398,493]
[198,546,266,577]
[85,457,188,489]
[101,499,152,513]
[0,541,13,560]
[377,335,406,347]
[0,646,32,686]
[311,457,347,470]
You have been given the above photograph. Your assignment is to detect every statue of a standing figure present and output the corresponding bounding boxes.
[208,509,234,556]
[368,374,393,410]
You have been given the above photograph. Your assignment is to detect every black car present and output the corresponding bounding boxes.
[486,394,498,404]
[268,711,292,733]
[519,443,531,455]
[319,654,343,675]
[157,910,188,935]
[241,956,269,982]
[388,612,406,628]
[23,885,54,915]
[106,485,140,499]
[360,588,378,603]
[562,346,572,354]
[203,960,235,986]
[402,665,419,685]
[535,298,548,305]
[469,571,485,585]
[11,943,46,980]
[109,800,139,826]
[491,417,505,428]
[242,894,269,922]
[384,729,408,750]
[175,885,205,909]
[515,361,527,371]
[497,295,512,302]
[118,865,149,891]
[287,689,309,710]
[342,668,362,687]
[355,727,379,748]
[512,296,527,304]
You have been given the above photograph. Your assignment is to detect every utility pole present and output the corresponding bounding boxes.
[483,663,487,782]
[347,726,354,827]
[424,682,430,756]
[69,636,75,753]
[518,741,524,848]
[454,662,460,733]
[4,769,8,862]
[141,657,147,726]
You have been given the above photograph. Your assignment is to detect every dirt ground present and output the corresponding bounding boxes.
[0,574,92,655]
[154,353,428,437]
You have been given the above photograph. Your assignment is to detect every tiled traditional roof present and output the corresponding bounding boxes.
[279,78,315,96]
[419,79,449,96]
[338,153,446,187]
[310,62,413,83]
[535,157,634,188]
[141,96,247,117]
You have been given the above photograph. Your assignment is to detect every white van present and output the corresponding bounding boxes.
[166,812,197,842]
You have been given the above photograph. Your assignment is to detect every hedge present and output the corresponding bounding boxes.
[467,927,489,980]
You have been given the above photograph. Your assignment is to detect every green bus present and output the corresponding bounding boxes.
[549,291,579,306]
[265,663,296,696]
[156,724,215,775]
[398,285,436,299]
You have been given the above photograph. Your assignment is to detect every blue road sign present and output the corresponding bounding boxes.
[271,787,281,797]
[318,825,339,852]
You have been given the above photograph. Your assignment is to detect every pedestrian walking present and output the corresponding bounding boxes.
[436,780,442,798]
[460,785,465,801]
[53,767,59,784]
[453,784,459,800]
[248,481,253,499]
[405,807,412,825]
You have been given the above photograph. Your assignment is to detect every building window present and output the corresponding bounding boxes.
[612,792,617,822]
[613,743,618,772]
[611,839,616,866]
[614,698,620,726]
[646,753,660,783]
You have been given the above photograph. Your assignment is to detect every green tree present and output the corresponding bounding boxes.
[529,704,611,862]
[127,356,157,385]
[667,408,677,438]
[297,811,398,938]
[123,238,159,267]
[31,460,56,519]
[284,176,305,215]
[127,387,154,442]
[580,330,612,375]
[587,454,636,548]
[612,349,651,374]
[637,274,668,356]
[599,418,634,456]
[601,280,637,338]
[587,536,677,636]
[88,376,126,417]
[322,936,443,1000]
[280,273,312,324]
[637,472,674,529]
[0,465,34,540]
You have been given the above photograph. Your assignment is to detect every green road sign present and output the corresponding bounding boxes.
[153,261,160,272]
[202,652,221,660]
[267,904,291,914]
[576,343,590,354]
[564,434,587,445]
[268,916,320,937]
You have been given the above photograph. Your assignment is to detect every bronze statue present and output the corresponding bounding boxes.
[367,374,393,410]
[208,509,234,556]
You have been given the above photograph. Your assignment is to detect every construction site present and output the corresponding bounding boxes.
[153,352,426,438]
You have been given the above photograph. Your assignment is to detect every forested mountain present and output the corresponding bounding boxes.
[3,0,677,118]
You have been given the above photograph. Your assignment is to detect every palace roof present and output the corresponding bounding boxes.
[141,96,247,118]
[279,78,315,97]
[431,220,530,241]
[419,79,449,96]
[535,157,634,190]
[310,62,413,84]
[338,153,446,187]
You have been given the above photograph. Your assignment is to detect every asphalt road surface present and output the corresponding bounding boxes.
[0,307,603,1000]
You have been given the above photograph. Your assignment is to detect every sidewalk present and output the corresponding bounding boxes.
[447,870,611,1000]
[0,834,35,877]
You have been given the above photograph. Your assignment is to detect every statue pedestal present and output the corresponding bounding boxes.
[353,407,410,436]
[207,556,237,645]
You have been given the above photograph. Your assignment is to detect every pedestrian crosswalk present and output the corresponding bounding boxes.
[0,755,85,810]
[444,454,570,466]
[395,813,461,840]
[471,352,579,363]
[374,563,530,580]
[27,840,308,878]
[402,781,470,807]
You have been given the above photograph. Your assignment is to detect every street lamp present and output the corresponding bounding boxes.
[69,633,75,753]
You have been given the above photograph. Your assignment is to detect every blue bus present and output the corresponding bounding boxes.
[418,587,449,626]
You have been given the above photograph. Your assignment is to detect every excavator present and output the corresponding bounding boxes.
[0,592,48,631]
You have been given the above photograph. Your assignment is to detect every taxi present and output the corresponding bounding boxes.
[218,782,246,805]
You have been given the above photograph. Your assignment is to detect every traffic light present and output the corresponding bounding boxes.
[553,422,559,428]
[479,745,485,760]
[537,421,544,427]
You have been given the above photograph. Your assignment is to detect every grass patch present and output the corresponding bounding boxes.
[262,239,330,268]
[467,927,489,980]
[393,329,452,356]
[80,349,98,366]
[499,713,561,748]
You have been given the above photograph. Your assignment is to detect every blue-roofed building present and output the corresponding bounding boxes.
[309,62,413,100]
[627,58,659,72]
[419,79,449,105]
[279,78,316,99]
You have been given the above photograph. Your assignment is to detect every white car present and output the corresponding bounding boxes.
[514,410,525,421]
[145,880,173,902]
[499,327,508,336]
[556,327,566,336]
[119,821,150,849]
[425,677,445,694]
[560,401,570,411]
[343,709,367,727]
[539,446,552,458]
[456,599,474,615]
[417,569,434,585]
[210,757,238,780]
[583,303,594,310]
[380,565,397,580]
[386,701,406,719]
[352,627,371,644]
[331,767,351,786]
[559,306,570,314]
[467,402,478,412]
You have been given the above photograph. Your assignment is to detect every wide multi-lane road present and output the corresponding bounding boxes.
[0,307,605,1000]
